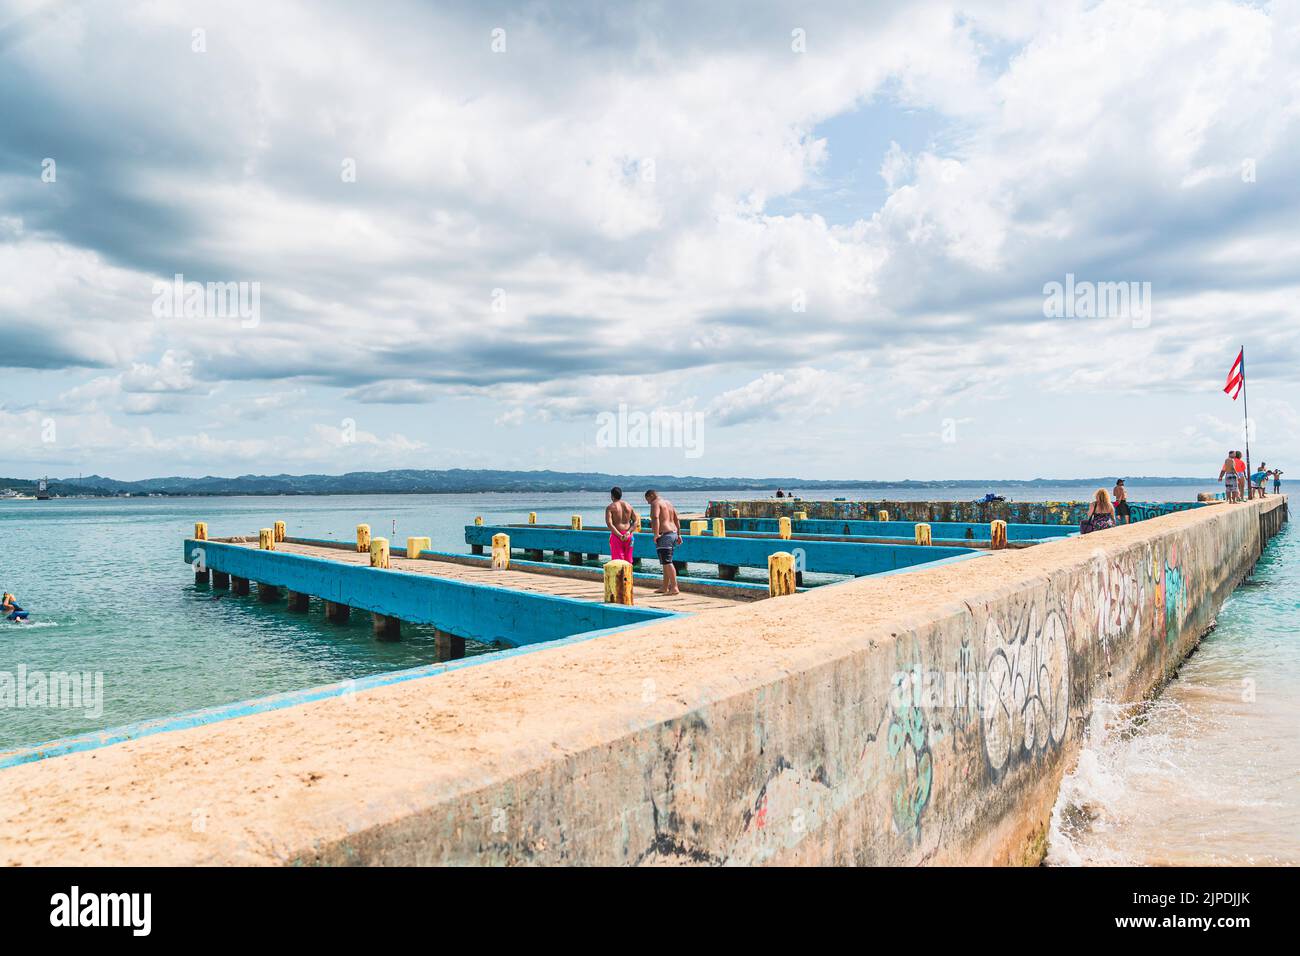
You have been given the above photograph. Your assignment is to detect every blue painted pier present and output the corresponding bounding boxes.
[719,517,1078,545]
[465,524,981,579]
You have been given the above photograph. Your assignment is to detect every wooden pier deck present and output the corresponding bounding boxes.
[234,538,749,613]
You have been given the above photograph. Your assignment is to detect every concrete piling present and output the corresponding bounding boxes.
[324,601,350,623]
[356,524,371,553]
[768,552,796,597]
[718,564,739,581]
[212,571,230,589]
[195,567,211,585]
[372,613,401,641]
[232,576,250,596]
[370,537,390,569]
[492,533,510,570]
[603,560,634,605]
[990,520,1008,550]
[257,583,280,602]
[568,551,583,565]
[915,523,932,546]
[435,629,466,662]
[286,591,309,612]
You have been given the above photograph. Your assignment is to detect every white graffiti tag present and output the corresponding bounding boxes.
[981,606,1070,773]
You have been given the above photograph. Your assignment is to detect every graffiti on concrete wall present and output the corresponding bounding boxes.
[980,601,1071,775]
[887,667,933,840]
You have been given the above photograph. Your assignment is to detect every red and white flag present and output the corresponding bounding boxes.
[1224,348,1244,400]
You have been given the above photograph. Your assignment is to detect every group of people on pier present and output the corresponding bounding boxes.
[605,487,682,595]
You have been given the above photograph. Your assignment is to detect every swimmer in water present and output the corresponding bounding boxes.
[3,592,30,622]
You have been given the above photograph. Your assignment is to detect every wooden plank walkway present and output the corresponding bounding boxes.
[232,540,748,613]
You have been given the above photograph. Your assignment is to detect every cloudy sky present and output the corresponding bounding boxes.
[1,0,1297,481]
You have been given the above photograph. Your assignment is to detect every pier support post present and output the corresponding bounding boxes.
[492,533,510,570]
[525,549,544,561]
[990,520,1008,550]
[603,560,634,605]
[259,528,275,551]
[356,524,371,553]
[232,576,250,596]
[568,551,584,565]
[212,571,230,589]
[194,522,208,541]
[471,544,484,555]
[718,563,739,581]
[257,583,280,602]
[570,515,583,530]
[711,517,726,537]
[194,567,211,585]
[273,520,286,543]
[324,601,350,623]
[779,516,792,540]
[768,552,796,597]
[435,629,465,662]
[372,613,401,642]
[585,553,598,561]
[370,537,390,569]
[915,523,932,546]
[673,560,687,574]
[286,590,309,612]
[689,519,707,535]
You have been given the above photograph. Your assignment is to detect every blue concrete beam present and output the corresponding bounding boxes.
[724,517,1078,542]
[465,526,978,577]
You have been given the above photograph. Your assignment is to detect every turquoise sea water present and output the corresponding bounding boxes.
[0,484,1213,753]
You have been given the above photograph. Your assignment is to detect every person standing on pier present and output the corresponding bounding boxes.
[1234,450,1248,500]
[1219,451,1240,502]
[1112,478,1131,524]
[645,489,682,595]
[605,487,637,565]
[1274,467,1283,495]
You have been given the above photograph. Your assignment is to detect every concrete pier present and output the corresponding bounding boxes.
[212,571,230,589]
[0,498,1285,866]
[324,600,350,623]
[372,613,401,641]
[287,590,309,612]
[232,576,250,596]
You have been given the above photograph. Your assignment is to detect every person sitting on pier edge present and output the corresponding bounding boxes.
[645,489,682,596]
[1112,478,1131,525]
[1081,488,1116,534]
[2,592,29,622]
[605,486,637,564]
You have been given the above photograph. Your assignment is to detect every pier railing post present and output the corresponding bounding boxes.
[356,524,371,553]
[915,523,932,546]
[603,560,634,604]
[492,533,510,569]
[370,537,390,569]
[990,520,1008,550]
[768,552,796,597]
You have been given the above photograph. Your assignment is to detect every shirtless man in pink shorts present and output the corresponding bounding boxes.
[605,486,638,563]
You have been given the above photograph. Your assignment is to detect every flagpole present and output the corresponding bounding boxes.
[1241,345,1252,499]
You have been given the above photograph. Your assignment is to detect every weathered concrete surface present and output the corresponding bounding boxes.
[0,498,1285,866]
[709,498,1208,525]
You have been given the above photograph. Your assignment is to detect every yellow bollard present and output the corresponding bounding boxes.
[474,516,483,526]
[274,520,286,543]
[370,537,390,568]
[603,560,634,605]
[259,528,275,551]
[407,536,431,559]
[528,512,537,524]
[571,515,583,530]
[711,517,726,537]
[356,524,371,553]
[990,520,1008,550]
[878,510,890,522]
[491,533,510,570]
[194,522,208,541]
[793,511,807,522]
[730,508,740,518]
[689,519,707,536]
[768,552,796,597]
[779,516,792,540]
[915,523,932,546]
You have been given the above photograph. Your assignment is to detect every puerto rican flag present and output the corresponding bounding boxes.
[1224,348,1244,400]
